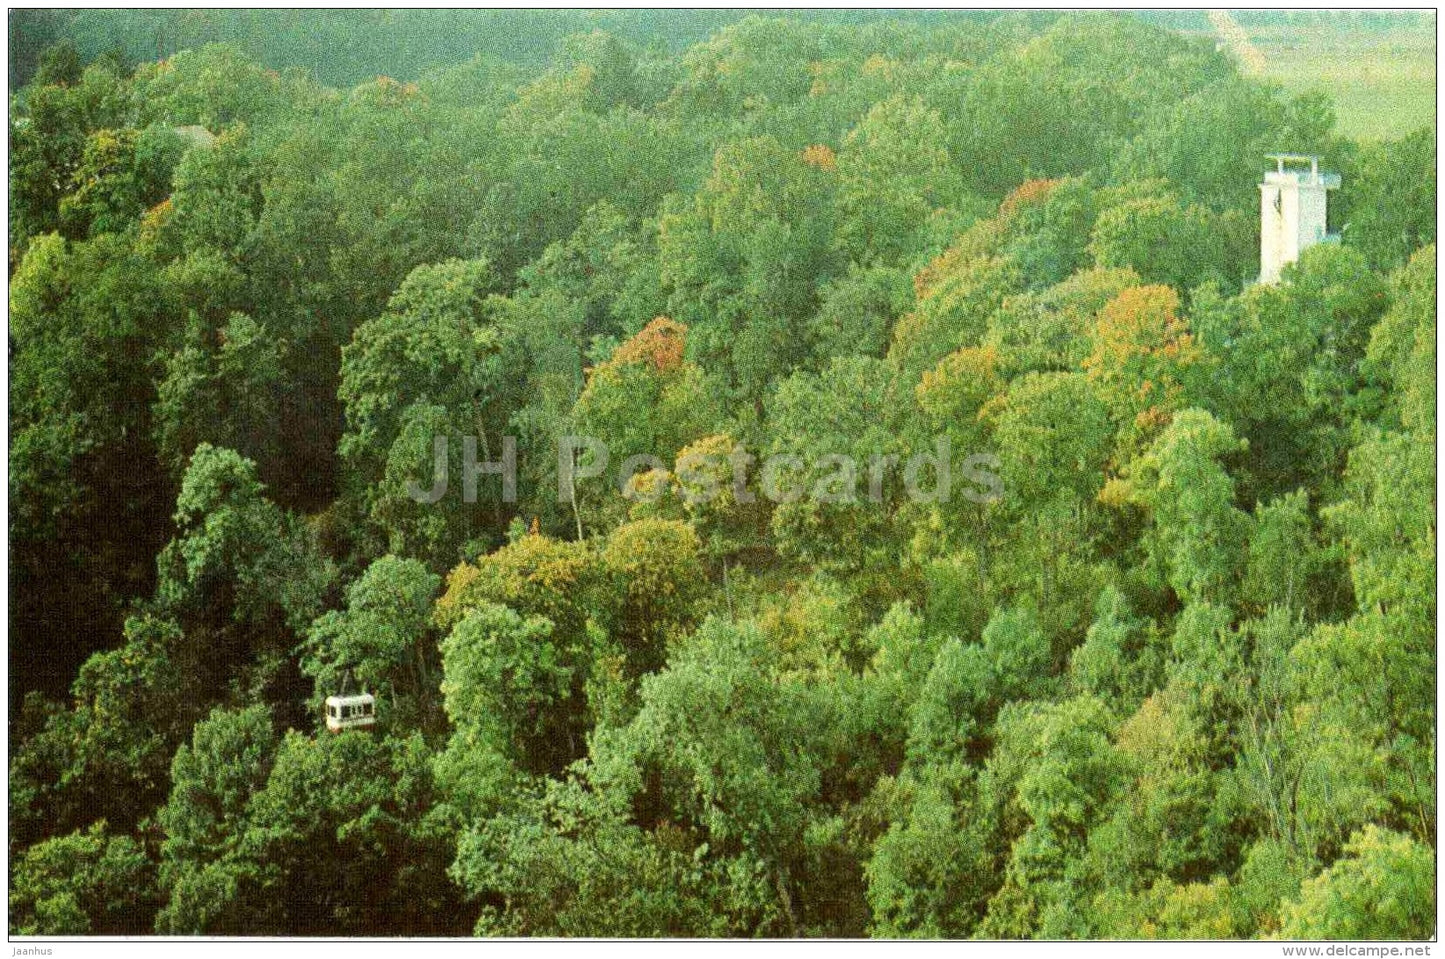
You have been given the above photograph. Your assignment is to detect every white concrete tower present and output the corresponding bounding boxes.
[1259,154,1340,284]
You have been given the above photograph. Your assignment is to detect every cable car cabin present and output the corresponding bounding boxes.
[325,693,376,733]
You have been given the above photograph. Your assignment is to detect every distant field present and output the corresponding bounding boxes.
[1241,21,1435,141]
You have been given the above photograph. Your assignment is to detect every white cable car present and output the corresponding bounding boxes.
[325,670,376,733]
[324,693,375,733]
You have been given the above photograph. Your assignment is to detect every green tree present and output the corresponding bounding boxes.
[438,602,574,779]
[154,311,285,484]
[836,96,962,265]
[988,370,1112,516]
[10,230,174,705]
[338,257,513,564]
[764,355,907,584]
[10,60,132,255]
[9,614,195,846]
[809,264,913,362]
[1088,185,1251,292]
[599,518,706,677]
[10,822,157,935]
[1279,826,1434,940]
[585,617,858,936]
[658,134,841,408]
[866,764,992,938]
[155,705,276,934]
[1201,244,1388,502]
[58,124,186,238]
[1125,409,1249,605]
[1343,127,1435,271]
[978,695,1127,938]
[158,444,333,634]
[302,556,443,732]
[171,730,465,935]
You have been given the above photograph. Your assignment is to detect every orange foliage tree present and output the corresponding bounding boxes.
[601,316,687,376]
[1083,284,1203,448]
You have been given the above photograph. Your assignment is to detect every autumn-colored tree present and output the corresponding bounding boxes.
[1084,284,1204,455]
[571,317,721,531]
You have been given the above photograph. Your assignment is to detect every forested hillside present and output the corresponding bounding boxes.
[8,12,1436,938]
[8,8,1031,88]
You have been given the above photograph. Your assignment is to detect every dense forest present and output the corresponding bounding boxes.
[8,11,1437,938]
